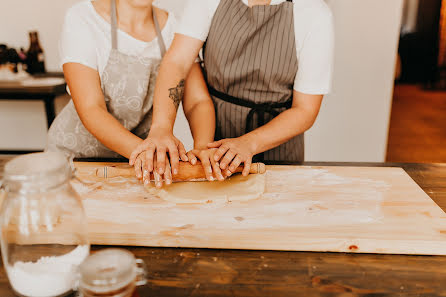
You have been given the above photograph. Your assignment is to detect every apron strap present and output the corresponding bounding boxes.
[153,8,167,57]
[110,0,118,49]
[208,85,292,162]
[110,0,166,56]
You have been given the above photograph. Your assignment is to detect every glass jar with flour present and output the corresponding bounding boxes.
[0,152,90,297]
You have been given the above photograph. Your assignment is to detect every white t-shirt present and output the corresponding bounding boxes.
[177,0,334,94]
[59,1,176,77]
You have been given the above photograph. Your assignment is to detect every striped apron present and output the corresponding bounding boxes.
[204,0,303,163]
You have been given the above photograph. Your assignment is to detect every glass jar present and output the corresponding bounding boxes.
[79,249,148,297]
[0,152,90,297]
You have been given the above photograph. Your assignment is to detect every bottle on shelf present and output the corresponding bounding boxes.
[26,31,46,74]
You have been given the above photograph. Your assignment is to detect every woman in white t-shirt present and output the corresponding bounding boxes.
[46,0,214,183]
[130,0,334,187]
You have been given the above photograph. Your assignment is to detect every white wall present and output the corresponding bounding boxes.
[306,0,403,162]
[0,0,403,162]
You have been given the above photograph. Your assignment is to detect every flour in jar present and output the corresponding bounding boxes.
[6,245,89,297]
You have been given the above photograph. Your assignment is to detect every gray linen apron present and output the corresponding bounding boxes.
[204,0,303,163]
[46,0,166,158]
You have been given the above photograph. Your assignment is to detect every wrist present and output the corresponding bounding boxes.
[194,142,210,150]
[241,133,260,156]
[149,123,174,135]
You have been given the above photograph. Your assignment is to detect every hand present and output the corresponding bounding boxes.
[133,153,172,188]
[186,148,225,181]
[129,129,187,187]
[207,136,257,177]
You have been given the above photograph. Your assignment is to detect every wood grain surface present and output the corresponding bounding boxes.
[1,157,446,296]
[66,162,446,255]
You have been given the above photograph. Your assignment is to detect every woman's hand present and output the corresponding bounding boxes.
[133,152,172,188]
[129,128,188,187]
[207,135,257,177]
[186,148,225,181]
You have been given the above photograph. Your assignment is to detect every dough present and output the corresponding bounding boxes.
[146,173,266,203]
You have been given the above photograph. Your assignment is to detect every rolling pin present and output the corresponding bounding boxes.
[95,162,266,180]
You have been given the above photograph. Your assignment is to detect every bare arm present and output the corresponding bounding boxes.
[63,63,142,158]
[151,34,205,132]
[183,63,215,150]
[210,91,323,175]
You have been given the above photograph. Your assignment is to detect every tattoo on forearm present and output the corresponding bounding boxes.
[168,79,185,109]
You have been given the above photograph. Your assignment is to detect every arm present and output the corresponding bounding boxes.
[182,63,215,150]
[129,34,206,186]
[210,91,323,175]
[151,34,205,133]
[63,63,143,158]
[182,62,225,181]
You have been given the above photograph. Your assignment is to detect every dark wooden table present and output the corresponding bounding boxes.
[1,157,446,297]
[0,73,66,129]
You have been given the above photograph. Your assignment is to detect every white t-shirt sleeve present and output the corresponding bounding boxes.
[293,6,334,95]
[59,6,98,70]
[176,0,219,41]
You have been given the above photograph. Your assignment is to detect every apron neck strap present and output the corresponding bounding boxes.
[153,8,167,57]
[110,0,166,56]
[110,0,118,49]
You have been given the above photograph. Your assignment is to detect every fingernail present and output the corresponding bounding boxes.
[166,179,172,185]
[144,180,149,185]
[156,182,161,188]
[214,155,219,161]
[210,176,214,181]
[174,169,178,175]
[207,168,212,174]
[158,168,163,174]
[192,159,197,165]
[143,170,148,177]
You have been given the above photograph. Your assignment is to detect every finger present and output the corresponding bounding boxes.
[145,149,155,172]
[187,151,198,165]
[134,157,143,180]
[201,158,214,181]
[168,145,180,176]
[141,155,148,181]
[211,159,224,181]
[229,155,243,173]
[178,141,188,161]
[242,159,252,176]
[129,143,148,165]
[223,168,232,178]
[220,150,236,170]
[214,145,230,162]
[154,170,163,188]
[164,160,172,185]
[207,140,223,149]
[156,148,167,175]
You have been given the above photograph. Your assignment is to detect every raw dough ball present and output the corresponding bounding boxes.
[146,173,266,203]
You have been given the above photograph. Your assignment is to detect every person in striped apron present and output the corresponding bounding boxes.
[130,0,334,187]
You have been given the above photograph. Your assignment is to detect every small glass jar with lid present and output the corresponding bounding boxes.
[0,152,90,297]
[79,248,148,297]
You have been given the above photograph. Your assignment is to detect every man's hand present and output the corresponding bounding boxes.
[186,148,225,181]
[207,135,257,177]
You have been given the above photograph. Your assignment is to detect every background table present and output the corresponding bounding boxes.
[0,73,66,129]
[0,157,445,297]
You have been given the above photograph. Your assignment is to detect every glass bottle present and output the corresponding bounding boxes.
[79,249,148,297]
[0,152,90,297]
[26,31,45,74]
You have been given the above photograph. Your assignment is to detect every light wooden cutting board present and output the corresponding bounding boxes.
[70,162,446,255]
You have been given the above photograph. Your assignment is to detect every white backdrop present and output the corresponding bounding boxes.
[0,0,403,162]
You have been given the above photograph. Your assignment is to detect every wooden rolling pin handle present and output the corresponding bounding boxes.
[96,162,266,179]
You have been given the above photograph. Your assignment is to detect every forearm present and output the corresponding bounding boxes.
[185,101,215,149]
[151,57,194,132]
[247,107,318,155]
[79,107,142,159]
